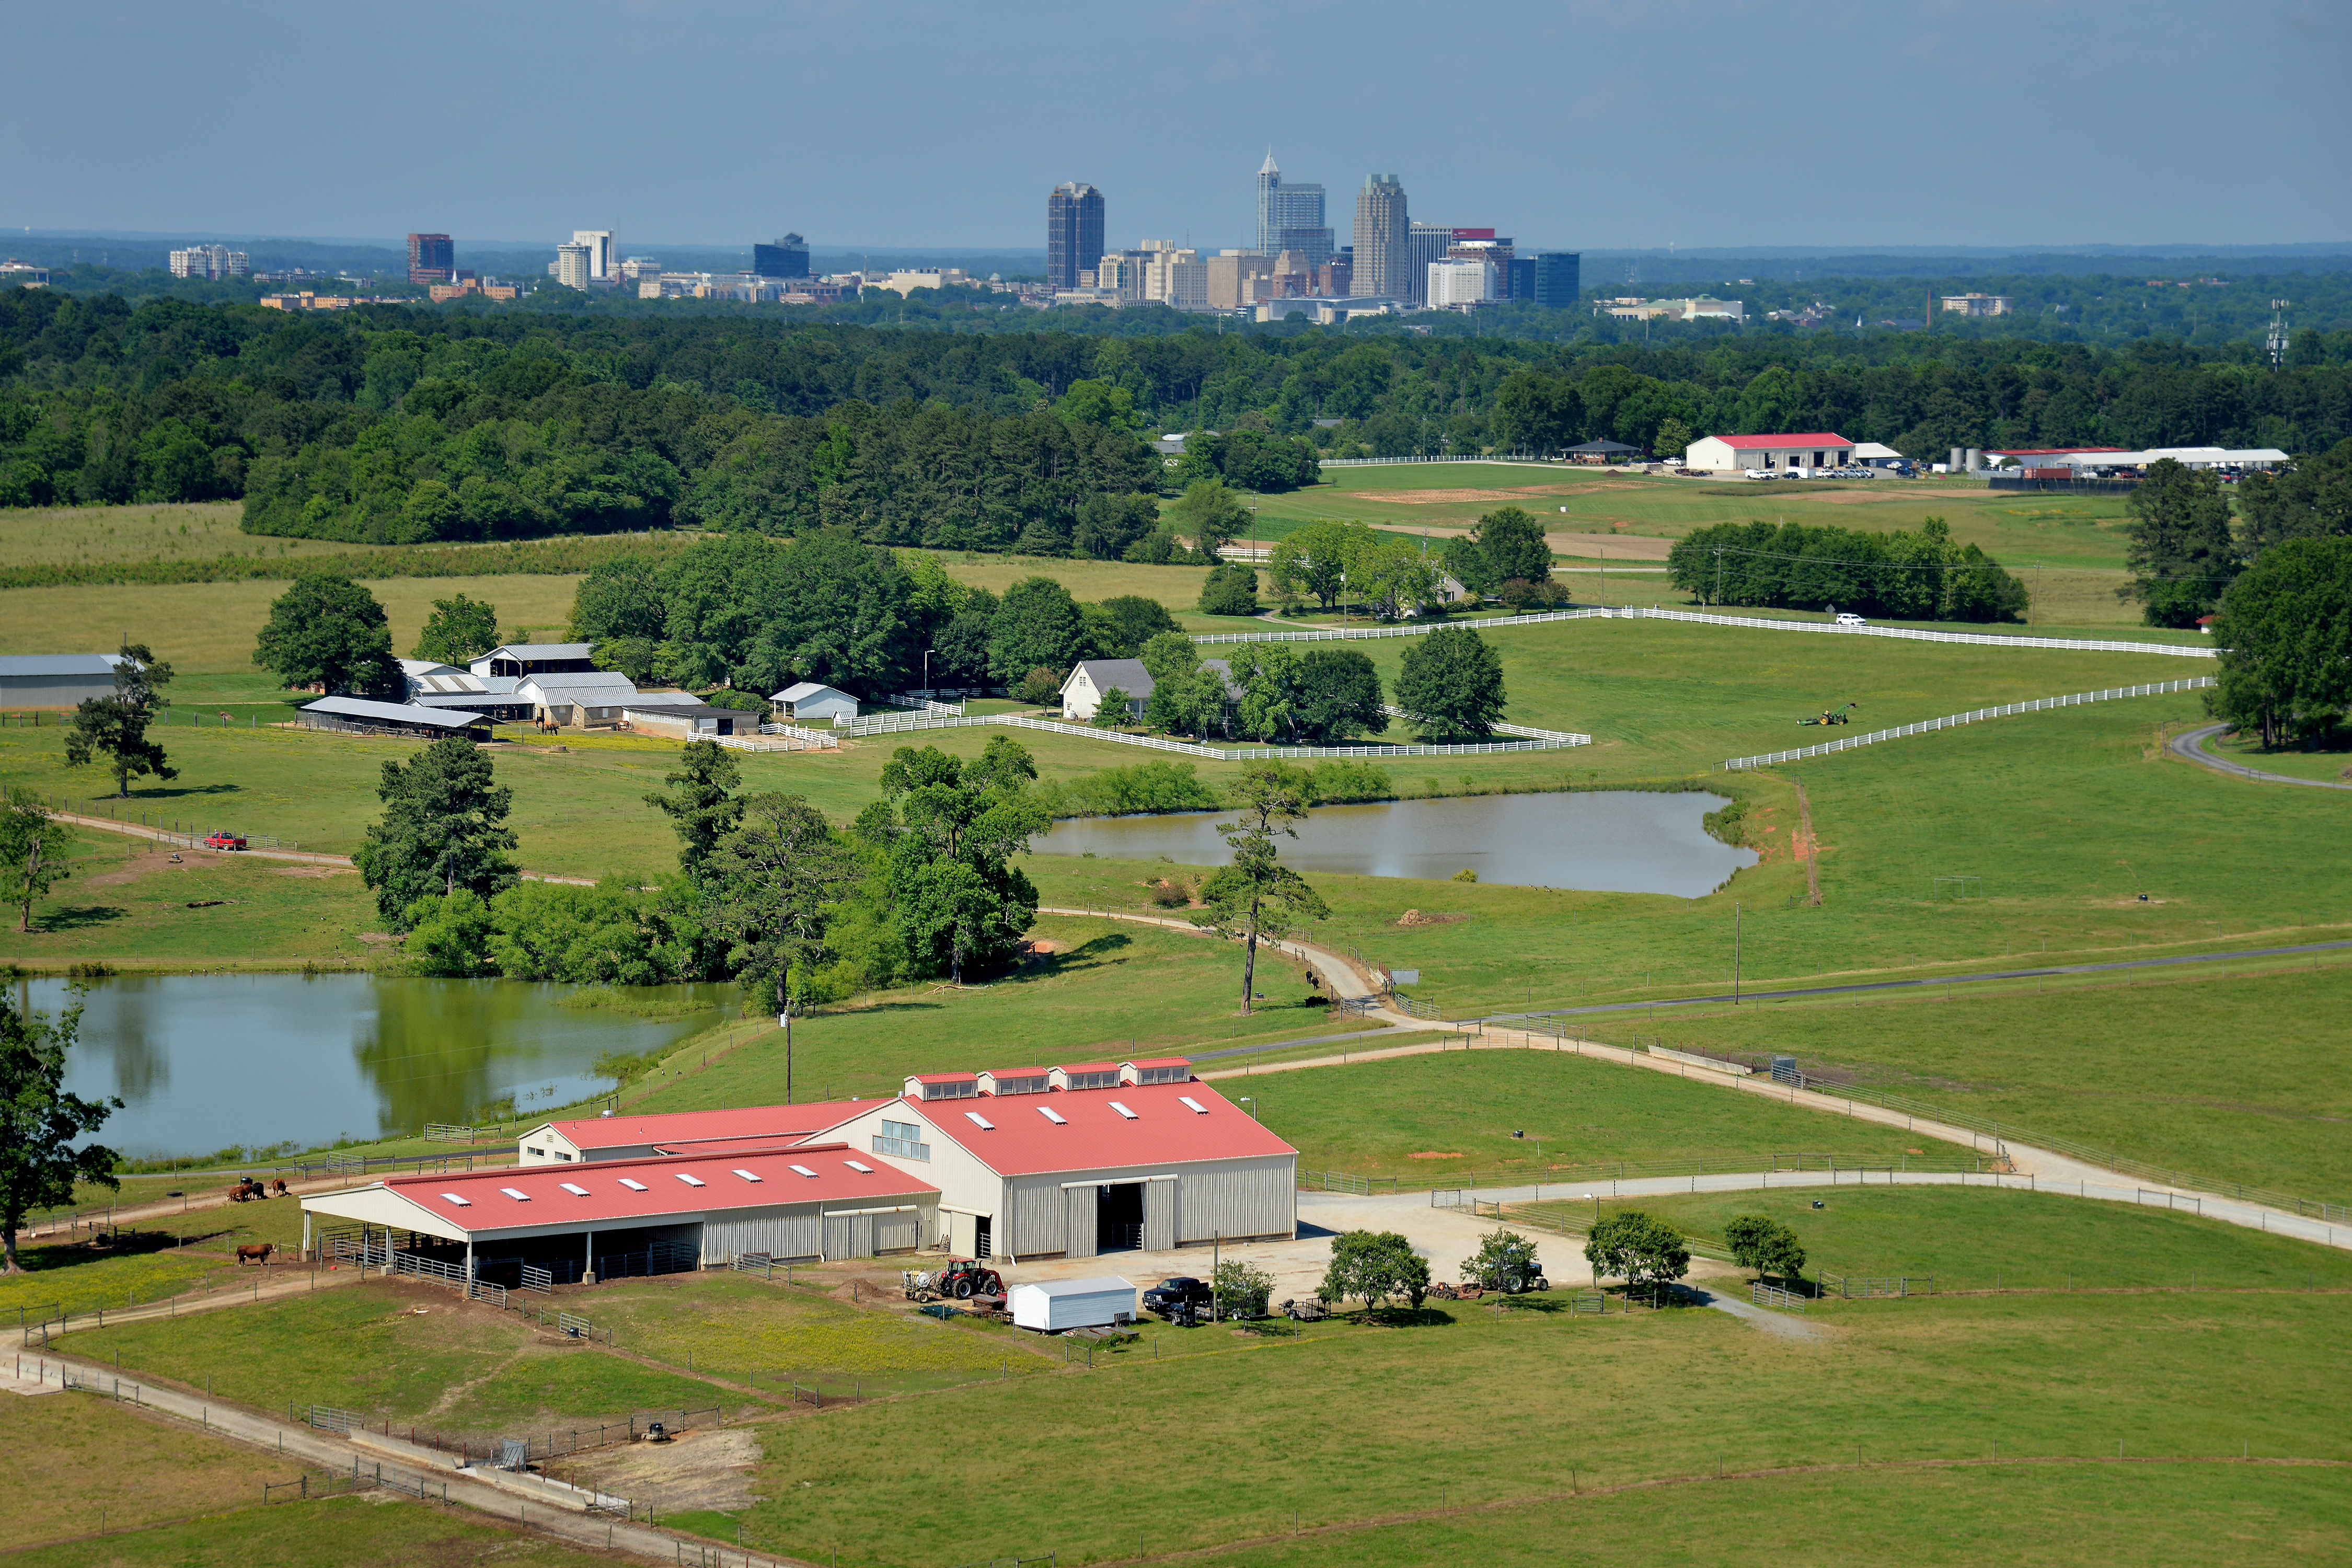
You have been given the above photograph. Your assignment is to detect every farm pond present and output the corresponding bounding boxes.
[1031,790,1757,895]
[22,974,729,1159]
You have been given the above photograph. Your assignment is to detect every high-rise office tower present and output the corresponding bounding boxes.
[408,233,454,284]
[753,233,810,279]
[1256,153,1331,270]
[555,243,592,291]
[1046,183,1105,292]
[1529,252,1581,308]
[571,230,616,282]
[1404,223,1456,306]
[1350,174,1407,300]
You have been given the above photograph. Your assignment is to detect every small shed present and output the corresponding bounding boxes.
[301,696,495,739]
[1010,1276,1136,1333]
[622,699,752,739]
[773,682,857,725]
[1561,439,1643,465]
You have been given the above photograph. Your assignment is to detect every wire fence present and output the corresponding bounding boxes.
[1721,678,2220,770]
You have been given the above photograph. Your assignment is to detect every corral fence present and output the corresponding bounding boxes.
[304,1405,723,1472]
[1297,1171,1408,1195]
[423,1124,487,1144]
[1419,1150,1987,1203]
[1818,1273,1934,1299]
[818,706,1589,758]
[262,1458,448,1505]
[1750,1282,1808,1313]
[1720,677,2220,771]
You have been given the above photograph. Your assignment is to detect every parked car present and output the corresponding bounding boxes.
[1140,1276,1212,1315]
[1743,468,1773,480]
[203,831,248,850]
[1835,613,1866,628]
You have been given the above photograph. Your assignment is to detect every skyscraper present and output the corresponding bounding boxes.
[1530,252,1582,309]
[1350,174,1407,301]
[407,233,454,285]
[571,230,616,282]
[753,234,810,279]
[1046,183,1105,292]
[555,243,592,291]
[1256,153,1330,270]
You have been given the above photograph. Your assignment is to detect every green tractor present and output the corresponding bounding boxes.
[1797,701,1857,728]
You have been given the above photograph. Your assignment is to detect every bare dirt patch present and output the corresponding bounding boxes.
[1407,1151,1465,1160]
[1366,485,1581,504]
[571,1424,760,1514]
[1394,909,1471,928]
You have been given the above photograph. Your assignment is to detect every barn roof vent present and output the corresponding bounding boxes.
[560,1182,590,1195]
[499,1187,531,1201]
[965,1111,996,1131]
[674,1173,707,1187]
[1108,1101,1138,1120]
[1037,1106,1068,1125]
[440,1192,472,1206]
[618,1178,648,1191]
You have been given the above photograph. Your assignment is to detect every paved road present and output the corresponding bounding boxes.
[1481,937,2352,1023]
[2170,723,2352,791]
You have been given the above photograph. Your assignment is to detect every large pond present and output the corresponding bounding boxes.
[19,975,729,1159]
[1033,791,1756,897]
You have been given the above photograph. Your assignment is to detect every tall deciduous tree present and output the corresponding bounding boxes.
[1393,626,1506,741]
[62,643,176,799]
[1316,1229,1431,1312]
[1723,1214,1807,1285]
[354,735,520,927]
[1141,632,1221,736]
[411,593,502,665]
[2210,535,2352,747]
[1193,762,1329,1013]
[875,740,1047,984]
[712,793,851,1101]
[1467,506,1554,587]
[1163,479,1250,559]
[987,577,1087,684]
[1294,648,1385,742]
[0,789,73,933]
[2123,458,2240,625]
[1266,520,1366,612]
[644,740,744,881]
[254,573,399,695]
[1,989,120,1275]
[2238,437,2352,554]
[1583,1210,1692,1301]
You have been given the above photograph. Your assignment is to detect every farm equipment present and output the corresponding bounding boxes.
[1279,1297,1330,1322]
[902,1259,1005,1302]
[1796,702,1857,728]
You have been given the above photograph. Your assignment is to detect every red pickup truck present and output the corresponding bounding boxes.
[202,831,248,851]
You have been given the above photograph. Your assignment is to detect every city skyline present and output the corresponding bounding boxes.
[1,4,2341,249]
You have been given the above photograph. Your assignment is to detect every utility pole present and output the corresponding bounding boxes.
[1714,547,1724,607]
[1733,903,1742,1005]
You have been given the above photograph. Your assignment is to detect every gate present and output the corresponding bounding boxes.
[520,1265,553,1296]
[305,1403,364,1435]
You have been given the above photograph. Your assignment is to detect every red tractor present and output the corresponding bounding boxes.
[904,1259,1005,1301]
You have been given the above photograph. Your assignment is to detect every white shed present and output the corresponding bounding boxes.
[773,682,857,724]
[1010,1276,1137,1333]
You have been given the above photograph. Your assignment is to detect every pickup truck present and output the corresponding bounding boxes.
[1140,1276,1212,1316]
[202,831,248,851]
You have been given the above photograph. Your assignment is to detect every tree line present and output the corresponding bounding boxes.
[1665,517,2030,622]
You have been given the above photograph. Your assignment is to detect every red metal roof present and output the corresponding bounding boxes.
[902,1080,1296,1177]
[381,1144,935,1233]
[1986,446,2126,457]
[541,1102,869,1151]
[910,1073,978,1085]
[1710,433,1852,449]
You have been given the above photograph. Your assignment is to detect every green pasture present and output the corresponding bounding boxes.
[1179,1464,2348,1568]
[0,501,350,568]
[1,1194,315,1322]
[1232,1049,1967,1180]
[55,1279,747,1432]
[9,1492,610,1568]
[2205,728,2352,784]
[727,1286,2348,1566]
[1573,962,2352,1202]
[1510,1183,2352,1294]
[2,1391,305,1554]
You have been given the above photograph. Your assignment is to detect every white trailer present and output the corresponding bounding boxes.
[1010,1276,1136,1333]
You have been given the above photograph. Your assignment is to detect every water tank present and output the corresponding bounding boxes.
[1949,447,1965,472]
[1964,447,1983,471]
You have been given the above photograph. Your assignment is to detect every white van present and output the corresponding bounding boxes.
[1835,613,1866,627]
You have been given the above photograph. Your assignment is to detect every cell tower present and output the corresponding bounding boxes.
[2267,299,2290,369]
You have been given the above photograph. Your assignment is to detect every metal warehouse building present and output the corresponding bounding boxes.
[0,653,125,709]
[300,1144,938,1287]
[519,1102,874,1165]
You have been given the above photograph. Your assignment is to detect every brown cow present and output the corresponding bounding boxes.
[226,1183,250,1203]
[270,1179,289,1196]
[236,1243,275,1266]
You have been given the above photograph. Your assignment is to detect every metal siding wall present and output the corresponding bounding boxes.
[700,1206,822,1263]
[1143,1180,1175,1251]
[1065,1185,1098,1259]
[822,1215,854,1259]
[875,1211,919,1254]
[1008,1177,1064,1258]
[1174,1157,1298,1243]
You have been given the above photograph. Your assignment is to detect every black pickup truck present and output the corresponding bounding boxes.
[1140,1276,1212,1315]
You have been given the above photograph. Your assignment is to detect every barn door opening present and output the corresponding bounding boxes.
[975,1215,993,1260]
[1098,1182,1144,1253]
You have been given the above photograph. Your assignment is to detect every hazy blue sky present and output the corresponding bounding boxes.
[4,1,2344,254]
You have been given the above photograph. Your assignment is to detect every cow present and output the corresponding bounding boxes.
[270,1179,289,1197]
[236,1243,275,1266]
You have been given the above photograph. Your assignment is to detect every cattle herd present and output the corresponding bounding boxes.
[226,1178,289,1203]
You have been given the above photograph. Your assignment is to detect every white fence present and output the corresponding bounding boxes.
[743,724,838,750]
[1318,454,1553,467]
[1195,604,2216,657]
[816,708,1587,760]
[1379,704,1587,745]
[1719,677,2217,771]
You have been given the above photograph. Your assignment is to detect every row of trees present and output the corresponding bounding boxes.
[1309,1215,1805,1312]
[1665,518,2030,622]
[8,290,2348,518]
[1115,626,1505,745]
[2124,440,2351,624]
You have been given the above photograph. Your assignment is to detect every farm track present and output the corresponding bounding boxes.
[2170,724,2352,791]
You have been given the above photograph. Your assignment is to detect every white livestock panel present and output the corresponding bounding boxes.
[1011,1277,1136,1333]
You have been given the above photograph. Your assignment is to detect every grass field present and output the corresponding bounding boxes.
[0,838,384,966]
[0,501,359,568]
[0,1390,304,1548]
[11,1493,617,1568]
[1236,1050,1968,1179]
[2206,728,2352,783]
[1509,1184,2352,1294]
[55,1277,749,1433]
[725,1285,2347,1565]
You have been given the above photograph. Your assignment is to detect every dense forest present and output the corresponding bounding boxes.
[3,290,2350,553]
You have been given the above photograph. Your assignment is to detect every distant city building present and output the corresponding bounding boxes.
[570,230,616,283]
[1600,296,1743,324]
[1,260,50,289]
[429,279,519,303]
[1447,234,1513,298]
[1135,240,1207,309]
[555,243,593,291]
[870,267,971,296]
[258,293,374,312]
[407,233,454,285]
[1256,153,1331,270]
[1046,182,1105,292]
[1529,251,1580,309]
[1350,174,1408,301]
[619,257,662,283]
[1403,223,1457,306]
[169,245,249,280]
[752,233,810,279]
[1207,250,1276,312]
[1940,292,2011,316]
[1428,259,1496,309]
[1318,256,1352,298]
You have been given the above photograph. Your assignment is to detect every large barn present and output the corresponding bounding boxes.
[306,1060,1295,1282]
